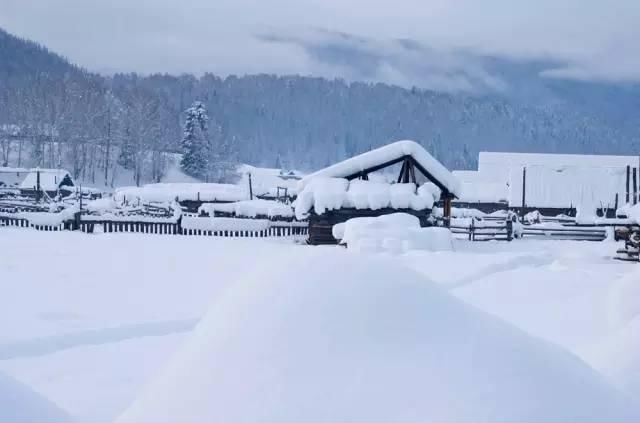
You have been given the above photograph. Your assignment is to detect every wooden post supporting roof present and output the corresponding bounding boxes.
[443,194,452,228]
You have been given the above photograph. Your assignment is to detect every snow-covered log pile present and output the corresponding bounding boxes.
[82,198,182,223]
[114,183,248,204]
[333,213,454,253]
[295,179,441,220]
[181,216,271,232]
[198,199,294,219]
[115,253,640,423]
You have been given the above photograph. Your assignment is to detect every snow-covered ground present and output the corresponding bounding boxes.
[1,229,640,421]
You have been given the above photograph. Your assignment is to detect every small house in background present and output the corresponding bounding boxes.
[295,140,461,245]
[237,165,303,203]
[19,169,75,199]
[454,152,640,218]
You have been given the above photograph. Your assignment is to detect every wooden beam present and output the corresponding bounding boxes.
[409,159,417,184]
[397,159,407,184]
[344,155,407,180]
[402,157,411,183]
[340,153,454,198]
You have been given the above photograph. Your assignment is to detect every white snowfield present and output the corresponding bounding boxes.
[114,182,248,204]
[116,252,638,423]
[0,370,75,423]
[298,140,462,197]
[1,230,640,422]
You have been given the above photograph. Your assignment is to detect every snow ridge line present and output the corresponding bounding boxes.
[0,318,198,360]
[444,253,553,290]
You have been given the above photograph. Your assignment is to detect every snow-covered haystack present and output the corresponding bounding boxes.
[295,179,440,220]
[117,253,639,423]
[334,213,453,254]
[0,371,74,423]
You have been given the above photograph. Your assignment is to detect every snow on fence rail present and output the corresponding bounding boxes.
[1,210,308,239]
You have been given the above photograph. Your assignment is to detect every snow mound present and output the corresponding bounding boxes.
[117,252,639,423]
[336,213,453,254]
[0,371,74,423]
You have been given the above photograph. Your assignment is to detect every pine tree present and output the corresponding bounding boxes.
[180,101,209,180]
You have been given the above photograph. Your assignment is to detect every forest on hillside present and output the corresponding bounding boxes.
[1,27,638,187]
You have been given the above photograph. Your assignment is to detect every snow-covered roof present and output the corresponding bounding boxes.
[115,183,248,204]
[294,179,441,219]
[19,169,74,191]
[479,152,640,181]
[298,140,461,197]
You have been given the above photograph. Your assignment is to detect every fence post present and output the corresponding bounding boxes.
[506,218,513,242]
[634,168,638,205]
[626,165,631,204]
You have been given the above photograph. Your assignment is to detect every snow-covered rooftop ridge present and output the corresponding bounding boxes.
[19,169,74,191]
[299,140,461,197]
[114,183,248,204]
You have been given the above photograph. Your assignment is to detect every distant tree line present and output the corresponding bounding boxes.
[1,27,638,187]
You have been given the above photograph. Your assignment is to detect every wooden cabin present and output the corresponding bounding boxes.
[19,169,75,199]
[295,140,461,245]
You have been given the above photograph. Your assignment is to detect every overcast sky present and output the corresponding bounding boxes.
[2,0,640,88]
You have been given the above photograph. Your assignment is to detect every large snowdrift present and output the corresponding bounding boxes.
[117,252,638,423]
[0,371,74,423]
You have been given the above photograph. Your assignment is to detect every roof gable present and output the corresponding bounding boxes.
[299,140,461,197]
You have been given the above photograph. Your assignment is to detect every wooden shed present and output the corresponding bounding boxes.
[295,140,461,245]
[19,169,75,199]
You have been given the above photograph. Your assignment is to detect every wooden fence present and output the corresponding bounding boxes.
[450,218,609,242]
[1,213,308,239]
[0,215,65,231]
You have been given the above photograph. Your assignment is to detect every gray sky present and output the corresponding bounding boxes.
[2,0,640,87]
